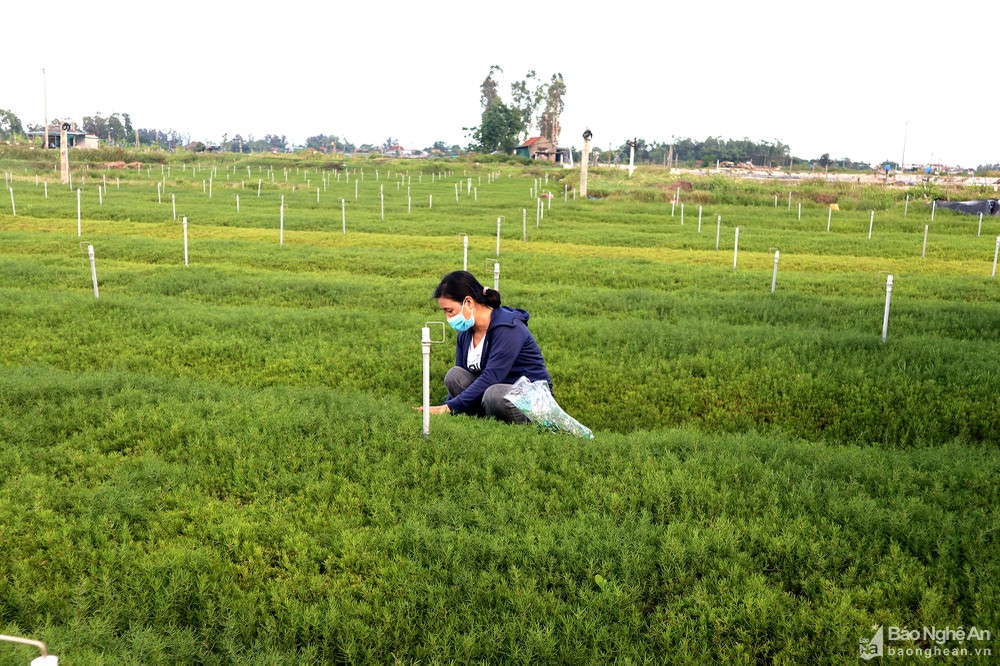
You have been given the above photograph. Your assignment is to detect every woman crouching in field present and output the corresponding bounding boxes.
[420,270,551,424]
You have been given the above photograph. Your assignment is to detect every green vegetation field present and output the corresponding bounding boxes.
[1,149,998,663]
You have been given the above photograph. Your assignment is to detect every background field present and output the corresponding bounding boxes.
[1,151,997,663]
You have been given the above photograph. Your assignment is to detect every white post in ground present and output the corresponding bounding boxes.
[279,196,284,246]
[496,217,501,256]
[209,178,213,198]
[627,139,636,177]
[236,194,240,213]
[771,250,780,293]
[8,188,14,216]
[904,194,910,218]
[931,200,936,221]
[44,181,47,199]
[868,211,875,239]
[257,179,261,197]
[157,182,161,204]
[172,194,176,220]
[463,234,468,270]
[522,209,527,241]
[797,202,801,220]
[77,189,81,237]
[87,244,99,299]
[993,236,1000,278]
[493,261,500,291]
[183,216,189,266]
[698,205,702,232]
[882,274,893,343]
[978,213,983,237]
[715,215,721,251]
[341,199,346,234]
[381,189,385,222]
[429,194,433,209]
[98,186,102,207]
[317,187,320,203]
[922,225,929,259]
[408,196,411,214]
[680,203,685,225]
[788,191,792,210]
[774,194,778,207]
[536,198,541,228]
[827,207,832,232]
[422,326,431,438]
[733,227,740,270]
[355,180,358,201]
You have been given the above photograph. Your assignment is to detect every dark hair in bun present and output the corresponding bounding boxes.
[433,270,502,308]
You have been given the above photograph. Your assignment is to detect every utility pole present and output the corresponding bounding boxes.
[580,128,592,198]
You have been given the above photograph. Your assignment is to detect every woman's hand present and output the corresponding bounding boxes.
[415,404,451,415]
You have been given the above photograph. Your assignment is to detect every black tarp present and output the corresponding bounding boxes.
[934,200,1000,216]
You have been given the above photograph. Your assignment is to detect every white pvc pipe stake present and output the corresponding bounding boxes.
[978,212,983,237]
[317,187,320,203]
[547,194,550,210]
[882,274,893,343]
[463,234,468,270]
[827,207,832,232]
[993,236,1000,279]
[788,191,792,210]
[765,250,778,296]
[904,194,909,218]
[774,194,778,207]
[493,261,500,291]
[868,210,875,239]
[496,217,501,256]
[922,225,928,260]
[183,216,189,266]
[931,200,936,221]
[157,182,162,204]
[44,181,48,199]
[455,183,459,203]
[355,180,358,201]
[77,189,81,237]
[698,205,702,232]
[522,208,527,241]
[341,198,346,234]
[671,200,675,217]
[257,179,261,197]
[680,203,685,225]
[536,198,541,228]
[98,186,102,207]
[733,227,740,270]
[8,188,14,216]
[236,194,240,213]
[279,197,284,246]
[564,184,568,202]
[715,215,721,251]
[381,191,385,222]
[88,244,99,299]
[422,326,431,438]
[797,202,801,220]
[429,194,432,209]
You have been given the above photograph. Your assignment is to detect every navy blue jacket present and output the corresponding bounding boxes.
[445,306,551,414]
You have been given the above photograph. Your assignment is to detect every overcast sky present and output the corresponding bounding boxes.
[6,1,997,167]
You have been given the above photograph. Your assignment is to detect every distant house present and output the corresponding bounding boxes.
[515,136,570,163]
[27,123,99,149]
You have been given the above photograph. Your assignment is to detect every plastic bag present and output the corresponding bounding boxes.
[504,376,594,439]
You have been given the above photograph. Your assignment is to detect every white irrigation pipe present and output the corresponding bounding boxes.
[827,207,832,232]
[493,261,500,291]
[421,322,446,438]
[922,225,928,260]
[698,205,702,232]
[236,194,240,213]
[931,200,936,221]
[87,244,99,299]
[172,194,176,220]
[157,182,161,204]
[797,202,801,220]
[496,217,501,256]
[977,212,983,237]
[98,186,102,207]
[429,194,432,209]
[462,234,468,270]
[787,191,792,210]
[680,203,685,225]
[715,215,721,251]
[771,250,780,293]
[774,194,778,207]
[44,181,48,199]
[904,194,909,218]
[881,274,893,343]
[522,208,527,241]
[868,210,875,240]
[0,634,56,664]
[76,189,81,237]
[732,227,740,270]
[8,187,14,216]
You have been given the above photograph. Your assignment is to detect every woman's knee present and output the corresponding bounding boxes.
[445,366,475,395]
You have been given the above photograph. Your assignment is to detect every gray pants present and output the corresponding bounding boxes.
[444,366,528,424]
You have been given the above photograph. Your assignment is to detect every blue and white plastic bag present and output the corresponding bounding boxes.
[504,376,594,439]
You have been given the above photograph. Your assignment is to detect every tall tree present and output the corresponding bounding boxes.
[0,109,24,138]
[480,65,503,109]
[538,72,566,144]
[510,70,542,140]
[471,100,524,154]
